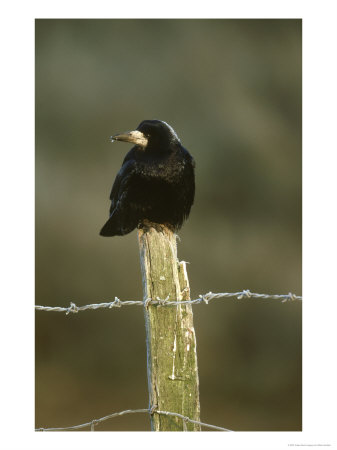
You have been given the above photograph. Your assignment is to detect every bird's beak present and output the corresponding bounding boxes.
[109,130,148,148]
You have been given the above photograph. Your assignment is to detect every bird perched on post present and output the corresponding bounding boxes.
[100,119,195,237]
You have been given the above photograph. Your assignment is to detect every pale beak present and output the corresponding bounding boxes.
[109,130,148,148]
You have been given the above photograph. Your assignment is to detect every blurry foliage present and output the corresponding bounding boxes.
[36,19,301,431]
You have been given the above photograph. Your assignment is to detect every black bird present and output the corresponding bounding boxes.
[100,119,195,237]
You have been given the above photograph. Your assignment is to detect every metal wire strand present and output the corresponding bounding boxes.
[35,290,302,314]
[35,408,233,432]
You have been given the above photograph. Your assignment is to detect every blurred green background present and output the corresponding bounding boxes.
[35,19,302,431]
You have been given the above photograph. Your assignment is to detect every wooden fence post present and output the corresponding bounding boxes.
[138,225,201,431]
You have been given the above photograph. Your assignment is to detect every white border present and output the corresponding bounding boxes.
[1,1,337,449]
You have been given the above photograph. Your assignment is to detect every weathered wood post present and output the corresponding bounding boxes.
[138,225,201,431]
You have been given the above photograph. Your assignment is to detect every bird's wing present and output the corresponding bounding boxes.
[108,159,137,216]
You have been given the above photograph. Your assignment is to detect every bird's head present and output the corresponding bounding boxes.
[110,120,180,151]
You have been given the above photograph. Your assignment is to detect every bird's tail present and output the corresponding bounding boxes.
[99,213,136,237]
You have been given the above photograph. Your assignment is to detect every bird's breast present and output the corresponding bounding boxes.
[139,160,186,185]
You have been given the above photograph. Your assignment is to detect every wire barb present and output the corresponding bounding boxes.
[282,292,297,303]
[66,302,79,315]
[111,297,122,308]
[237,289,252,299]
[199,294,210,304]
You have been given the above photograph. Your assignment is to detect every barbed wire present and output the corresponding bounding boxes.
[35,407,233,432]
[35,290,302,314]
